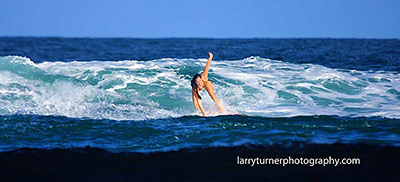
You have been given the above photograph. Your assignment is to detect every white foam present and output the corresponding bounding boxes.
[1,56,400,120]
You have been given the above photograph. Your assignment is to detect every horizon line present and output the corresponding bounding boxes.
[0,35,399,40]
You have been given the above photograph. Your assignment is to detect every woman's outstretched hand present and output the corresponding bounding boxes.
[208,52,213,58]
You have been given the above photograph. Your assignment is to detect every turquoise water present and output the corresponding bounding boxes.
[0,55,399,152]
[1,38,400,153]
[1,55,399,119]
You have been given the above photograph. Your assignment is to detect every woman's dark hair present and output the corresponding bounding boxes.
[191,74,202,100]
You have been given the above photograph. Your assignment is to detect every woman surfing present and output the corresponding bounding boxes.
[191,52,225,116]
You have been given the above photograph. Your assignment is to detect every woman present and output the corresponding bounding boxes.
[191,52,225,116]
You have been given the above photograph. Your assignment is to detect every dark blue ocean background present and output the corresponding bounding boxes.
[0,37,399,152]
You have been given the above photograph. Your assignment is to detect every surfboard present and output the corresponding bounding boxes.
[225,113,242,116]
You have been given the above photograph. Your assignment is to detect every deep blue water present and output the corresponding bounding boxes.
[0,37,399,152]
[1,37,400,71]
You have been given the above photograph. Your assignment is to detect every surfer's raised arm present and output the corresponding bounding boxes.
[201,52,213,79]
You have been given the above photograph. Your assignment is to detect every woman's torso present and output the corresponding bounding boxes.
[199,77,209,91]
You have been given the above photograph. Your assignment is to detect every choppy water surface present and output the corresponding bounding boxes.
[0,38,399,152]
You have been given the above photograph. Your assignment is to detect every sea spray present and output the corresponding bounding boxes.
[0,56,399,120]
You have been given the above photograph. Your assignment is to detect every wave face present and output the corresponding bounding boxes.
[1,55,400,152]
[1,55,400,120]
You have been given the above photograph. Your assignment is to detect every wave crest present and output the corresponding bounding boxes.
[1,55,399,120]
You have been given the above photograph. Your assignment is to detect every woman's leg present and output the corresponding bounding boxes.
[204,81,225,113]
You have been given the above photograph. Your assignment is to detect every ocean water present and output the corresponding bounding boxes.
[0,37,399,152]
